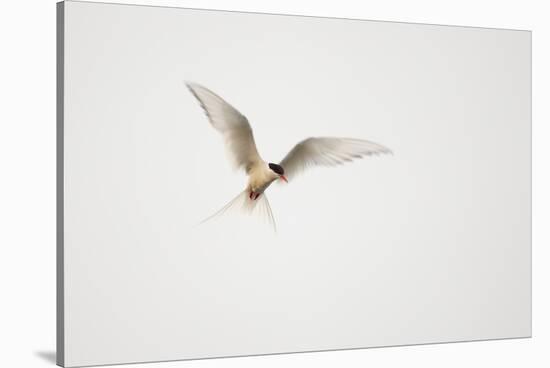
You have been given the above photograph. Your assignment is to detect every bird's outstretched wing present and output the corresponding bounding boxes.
[186,82,262,173]
[280,137,392,181]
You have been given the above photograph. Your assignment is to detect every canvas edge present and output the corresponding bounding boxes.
[529,30,533,338]
[56,1,66,367]
[64,0,532,32]
[54,336,533,368]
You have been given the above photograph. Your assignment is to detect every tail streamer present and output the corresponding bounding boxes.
[200,190,277,231]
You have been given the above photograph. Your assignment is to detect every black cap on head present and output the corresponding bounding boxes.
[268,163,285,175]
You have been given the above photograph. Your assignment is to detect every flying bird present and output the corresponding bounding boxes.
[186,82,392,230]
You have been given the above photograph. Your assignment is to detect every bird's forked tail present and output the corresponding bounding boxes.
[199,190,277,231]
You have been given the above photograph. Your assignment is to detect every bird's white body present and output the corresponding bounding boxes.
[247,162,279,195]
[186,82,392,230]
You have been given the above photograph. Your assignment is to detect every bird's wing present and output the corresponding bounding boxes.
[186,82,263,173]
[280,137,392,181]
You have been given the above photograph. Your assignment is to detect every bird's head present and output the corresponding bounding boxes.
[268,163,288,183]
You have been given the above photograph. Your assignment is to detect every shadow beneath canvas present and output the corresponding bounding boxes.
[35,351,56,365]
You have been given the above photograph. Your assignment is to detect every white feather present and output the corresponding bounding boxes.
[186,82,263,173]
[279,137,392,181]
[200,190,277,232]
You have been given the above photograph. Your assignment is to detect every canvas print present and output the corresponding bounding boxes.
[57,1,531,367]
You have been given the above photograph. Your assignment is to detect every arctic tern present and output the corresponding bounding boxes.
[186,82,392,230]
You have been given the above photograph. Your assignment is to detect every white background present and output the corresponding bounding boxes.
[0,0,547,367]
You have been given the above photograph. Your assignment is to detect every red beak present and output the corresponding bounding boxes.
[280,175,288,183]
